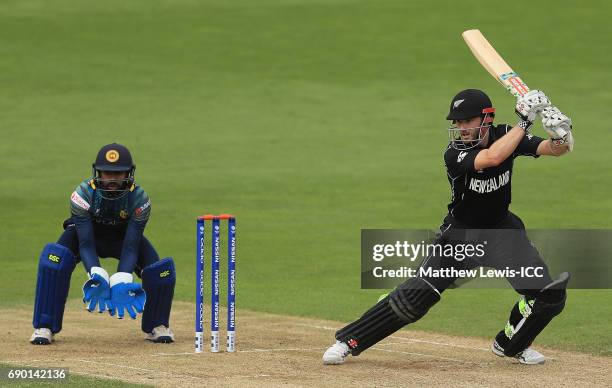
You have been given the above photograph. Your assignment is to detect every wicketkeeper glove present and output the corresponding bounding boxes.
[109,272,146,320]
[83,266,113,313]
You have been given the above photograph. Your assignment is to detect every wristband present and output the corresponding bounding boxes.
[517,119,532,132]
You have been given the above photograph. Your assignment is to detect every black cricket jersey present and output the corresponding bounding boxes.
[444,124,544,227]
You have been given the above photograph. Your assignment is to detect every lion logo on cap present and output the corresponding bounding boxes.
[105,150,119,163]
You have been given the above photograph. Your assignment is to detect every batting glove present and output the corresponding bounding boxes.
[515,90,551,130]
[541,106,574,151]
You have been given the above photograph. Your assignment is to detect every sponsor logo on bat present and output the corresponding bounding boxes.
[499,71,519,81]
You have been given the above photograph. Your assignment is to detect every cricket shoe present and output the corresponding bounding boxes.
[146,325,174,343]
[492,340,545,365]
[322,340,351,365]
[30,328,53,345]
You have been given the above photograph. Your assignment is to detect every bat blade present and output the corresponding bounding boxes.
[462,29,530,97]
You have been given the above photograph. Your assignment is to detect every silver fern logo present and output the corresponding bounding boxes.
[453,99,465,108]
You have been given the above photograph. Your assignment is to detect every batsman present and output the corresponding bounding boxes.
[31,143,176,345]
[323,89,573,365]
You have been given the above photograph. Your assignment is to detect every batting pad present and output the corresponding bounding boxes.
[142,257,176,333]
[32,243,77,334]
[335,295,406,356]
[501,272,570,356]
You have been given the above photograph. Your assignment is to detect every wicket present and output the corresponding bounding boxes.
[195,214,236,353]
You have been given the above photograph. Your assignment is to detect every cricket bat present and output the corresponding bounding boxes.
[463,29,574,151]
[462,29,530,98]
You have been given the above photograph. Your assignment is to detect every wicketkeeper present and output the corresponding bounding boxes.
[323,89,573,365]
[31,143,176,345]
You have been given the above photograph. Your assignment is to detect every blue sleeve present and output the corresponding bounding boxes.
[70,182,99,272]
[117,188,151,273]
[74,216,100,272]
[117,218,146,273]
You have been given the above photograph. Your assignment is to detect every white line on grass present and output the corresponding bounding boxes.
[74,359,275,380]
[152,347,324,356]
[389,335,489,352]
[370,347,481,364]
[4,359,272,381]
[238,347,324,353]
[73,359,204,381]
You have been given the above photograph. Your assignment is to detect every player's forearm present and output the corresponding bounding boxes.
[488,126,525,163]
[536,139,570,156]
[117,247,139,273]
[73,216,100,272]
[117,220,146,273]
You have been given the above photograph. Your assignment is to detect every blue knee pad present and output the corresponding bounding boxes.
[33,243,77,334]
[142,257,176,333]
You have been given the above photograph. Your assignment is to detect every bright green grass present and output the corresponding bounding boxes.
[0,0,610,356]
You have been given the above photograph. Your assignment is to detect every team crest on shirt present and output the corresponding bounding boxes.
[457,151,468,162]
[120,210,128,219]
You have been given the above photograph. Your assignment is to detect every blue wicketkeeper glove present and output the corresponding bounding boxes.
[109,272,146,320]
[82,266,113,313]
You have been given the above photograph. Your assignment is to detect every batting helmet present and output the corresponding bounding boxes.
[91,143,135,200]
[446,89,496,150]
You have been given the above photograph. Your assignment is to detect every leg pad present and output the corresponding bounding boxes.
[335,277,440,356]
[141,257,176,333]
[389,277,441,322]
[497,272,570,356]
[33,243,77,334]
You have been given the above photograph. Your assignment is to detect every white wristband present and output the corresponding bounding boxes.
[110,272,133,287]
[89,266,110,283]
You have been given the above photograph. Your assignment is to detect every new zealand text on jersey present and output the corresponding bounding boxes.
[469,170,510,193]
